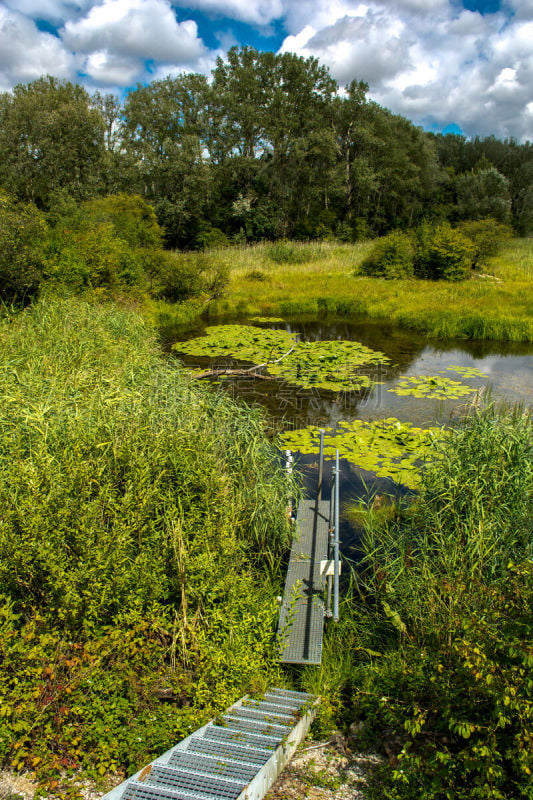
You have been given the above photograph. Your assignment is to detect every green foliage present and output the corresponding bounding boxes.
[267,241,322,265]
[280,419,446,490]
[0,77,105,208]
[339,407,533,799]
[173,324,390,392]
[155,252,230,302]
[456,167,512,225]
[0,191,48,303]
[83,194,163,249]
[46,220,145,291]
[0,299,294,790]
[415,222,476,281]
[456,218,513,270]
[388,374,478,399]
[360,231,415,279]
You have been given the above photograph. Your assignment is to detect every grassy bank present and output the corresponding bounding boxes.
[303,406,533,799]
[0,299,295,794]
[152,238,533,341]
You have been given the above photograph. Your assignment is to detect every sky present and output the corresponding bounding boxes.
[0,0,532,141]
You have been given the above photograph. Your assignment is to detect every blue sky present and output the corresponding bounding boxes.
[1,0,532,140]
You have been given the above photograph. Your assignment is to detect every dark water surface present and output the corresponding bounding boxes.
[163,316,533,560]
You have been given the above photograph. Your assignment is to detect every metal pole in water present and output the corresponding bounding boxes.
[333,449,340,622]
[317,429,325,502]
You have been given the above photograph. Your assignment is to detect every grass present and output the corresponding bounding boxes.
[0,297,297,793]
[153,238,533,341]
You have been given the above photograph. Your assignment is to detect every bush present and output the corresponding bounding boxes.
[344,407,533,799]
[83,194,163,249]
[47,221,145,291]
[456,218,513,270]
[415,222,475,281]
[360,231,415,278]
[196,226,231,249]
[0,191,48,303]
[153,251,228,302]
[267,240,320,265]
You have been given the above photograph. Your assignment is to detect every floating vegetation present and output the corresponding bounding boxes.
[249,316,286,323]
[173,324,295,364]
[388,374,476,399]
[280,418,446,489]
[173,325,390,392]
[270,339,389,392]
[443,365,489,379]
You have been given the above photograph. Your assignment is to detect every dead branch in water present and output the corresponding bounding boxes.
[192,344,296,380]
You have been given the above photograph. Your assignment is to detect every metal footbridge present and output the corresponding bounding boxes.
[278,431,341,665]
[102,433,340,800]
[102,688,317,800]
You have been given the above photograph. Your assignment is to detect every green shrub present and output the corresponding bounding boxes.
[196,226,231,249]
[83,194,163,249]
[343,407,533,799]
[456,218,513,270]
[47,221,144,290]
[415,222,475,281]
[0,191,48,303]
[360,231,415,279]
[153,251,229,302]
[267,240,320,265]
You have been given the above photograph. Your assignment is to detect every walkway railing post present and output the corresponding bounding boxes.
[317,429,325,502]
[333,449,340,623]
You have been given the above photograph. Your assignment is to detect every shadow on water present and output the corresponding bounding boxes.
[161,314,533,560]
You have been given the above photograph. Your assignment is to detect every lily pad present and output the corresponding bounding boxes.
[388,375,476,400]
[173,325,390,393]
[280,418,447,489]
[173,324,295,364]
[249,316,286,323]
[443,365,488,379]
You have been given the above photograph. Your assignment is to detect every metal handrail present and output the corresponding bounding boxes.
[325,445,341,622]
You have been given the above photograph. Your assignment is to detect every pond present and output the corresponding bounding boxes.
[162,316,533,560]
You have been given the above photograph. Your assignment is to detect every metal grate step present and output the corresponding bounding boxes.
[146,764,244,799]
[233,706,295,724]
[102,687,318,800]
[166,752,258,782]
[186,737,271,766]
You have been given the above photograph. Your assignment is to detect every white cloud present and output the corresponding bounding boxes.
[0,6,75,90]
[2,0,93,24]
[279,1,533,141]
[172,0,283,27]
[63,0,206,63]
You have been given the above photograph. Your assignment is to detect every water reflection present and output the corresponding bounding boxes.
[162,315,533,557]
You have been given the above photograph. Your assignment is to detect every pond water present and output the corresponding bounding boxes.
[162,316,533,560]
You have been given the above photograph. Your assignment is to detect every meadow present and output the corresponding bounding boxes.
[152,238,533,342]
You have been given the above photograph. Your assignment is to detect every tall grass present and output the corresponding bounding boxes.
[0,298,296,790]
[154,238,533,341]
[305,406,533,799]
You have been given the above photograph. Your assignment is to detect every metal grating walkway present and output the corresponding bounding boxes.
[277,499,329,665]
[102,688,316,800]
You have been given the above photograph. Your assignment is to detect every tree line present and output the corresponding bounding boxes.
[0,46,531,250]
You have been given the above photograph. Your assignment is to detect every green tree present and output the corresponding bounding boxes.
[456,166,512,223]
[0,191,48,302]
[0,77,106,208]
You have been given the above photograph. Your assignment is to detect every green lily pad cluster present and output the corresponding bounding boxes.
[173,325,390,392]
[388,375,476,399]
[443,365,488,379]
[173,324,295,364]
[249,316,286,323]
[270,339,390,392]
[280,418,447,489]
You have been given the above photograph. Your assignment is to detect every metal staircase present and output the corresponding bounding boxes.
[102,688,317,800]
